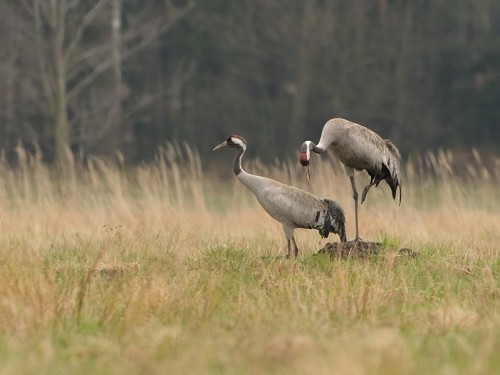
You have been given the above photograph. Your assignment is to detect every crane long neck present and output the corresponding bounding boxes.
[233,146,245,176]
[232,144,263,196]
[310,142,326,155]
[315,123,338,152]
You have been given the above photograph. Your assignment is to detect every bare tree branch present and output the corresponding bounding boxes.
[64,0,108,65]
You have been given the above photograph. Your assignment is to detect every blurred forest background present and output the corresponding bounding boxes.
[1,0,499,171]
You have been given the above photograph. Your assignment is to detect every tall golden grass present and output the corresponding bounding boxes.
[0,144,499,374]
[1,144,499,245]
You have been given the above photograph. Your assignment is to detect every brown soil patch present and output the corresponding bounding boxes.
[317,240,417,259]
[91,262,141,280]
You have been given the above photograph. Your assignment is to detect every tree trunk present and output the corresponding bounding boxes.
[52,0,71,177]
[289,0,316,145]
[393,2,413,144]
[106,0,122,152]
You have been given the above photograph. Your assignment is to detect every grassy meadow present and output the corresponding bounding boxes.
[0,144,499,374]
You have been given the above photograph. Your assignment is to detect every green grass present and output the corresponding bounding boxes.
[0,235,498,375]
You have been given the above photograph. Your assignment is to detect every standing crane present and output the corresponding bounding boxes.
[299,118,402,241]
[214,135,347,257]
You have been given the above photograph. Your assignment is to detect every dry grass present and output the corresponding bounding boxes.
[0,144,499,374]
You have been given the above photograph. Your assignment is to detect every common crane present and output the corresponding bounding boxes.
[214,135,347,257]
[300,118,402,241]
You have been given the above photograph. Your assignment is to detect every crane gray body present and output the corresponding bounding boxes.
[315,119,402,197]
[238,172,345,240]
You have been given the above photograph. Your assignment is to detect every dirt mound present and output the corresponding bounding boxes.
[317,240,417,259]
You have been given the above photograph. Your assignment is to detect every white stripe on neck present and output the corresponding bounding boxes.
[231,137,246,148]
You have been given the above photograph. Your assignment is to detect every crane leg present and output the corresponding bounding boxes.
[292,237,299,257]
[283,225,296,259]
[361,181,376,204]
[349,176,360,241]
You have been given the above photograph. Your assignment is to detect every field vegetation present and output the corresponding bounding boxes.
[0,145,499,374]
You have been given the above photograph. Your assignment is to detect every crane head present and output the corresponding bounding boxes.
[213,135,247,151]
[300,141,312,183]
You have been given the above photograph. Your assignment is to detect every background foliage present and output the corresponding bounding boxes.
[1,0,499,165]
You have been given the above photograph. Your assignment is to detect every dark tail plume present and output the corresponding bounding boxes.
[384,174,402,206]
[321,199,347,242]
[383,139,402,205]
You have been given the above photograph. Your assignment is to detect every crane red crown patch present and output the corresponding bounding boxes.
[299,151,308,161]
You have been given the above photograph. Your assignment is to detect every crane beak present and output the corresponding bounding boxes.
[304,164,311,183]
[299,152,311,183]
[213,141,227,151]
